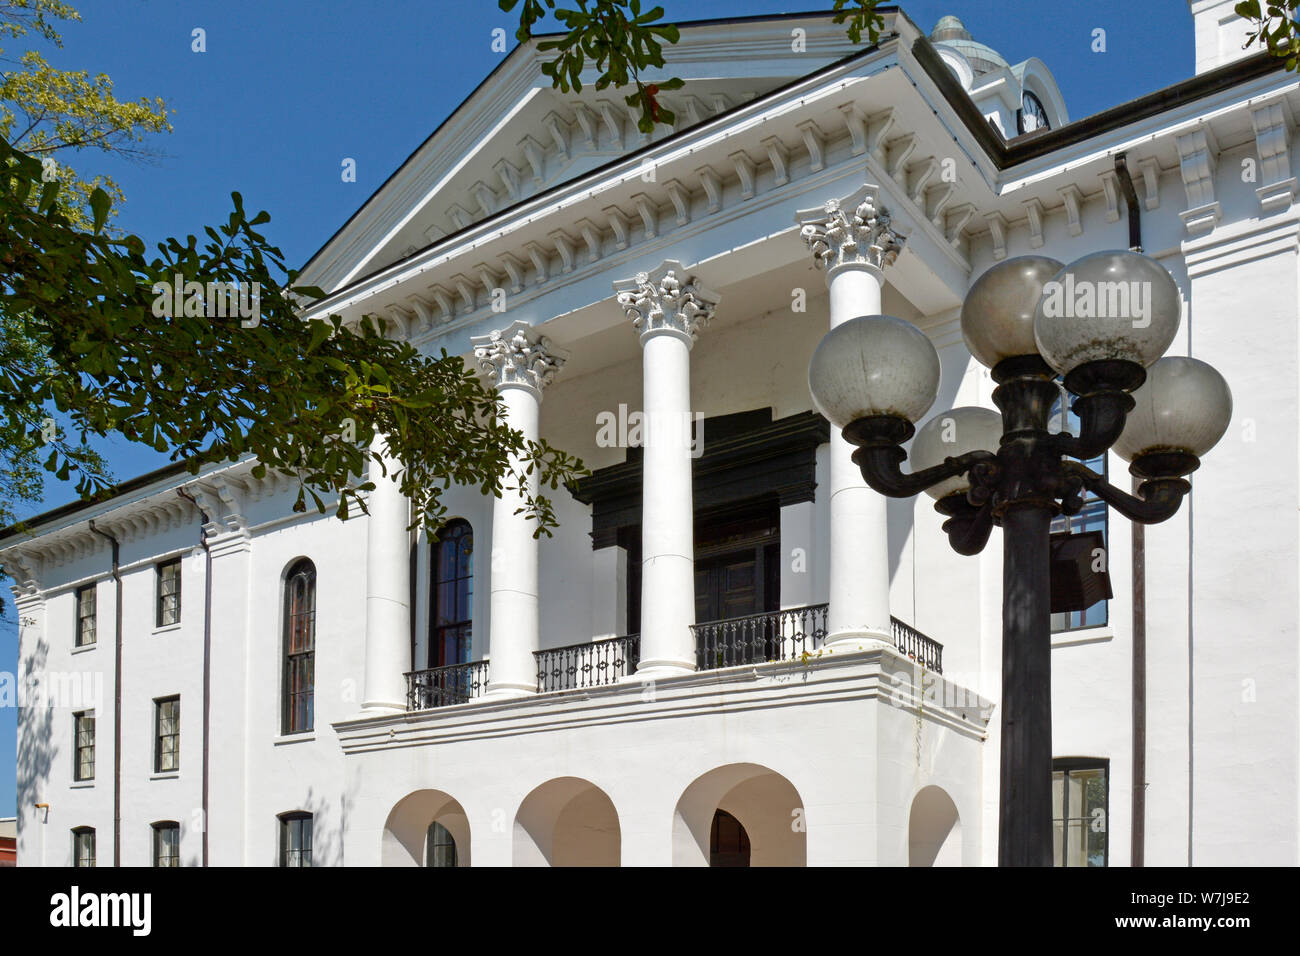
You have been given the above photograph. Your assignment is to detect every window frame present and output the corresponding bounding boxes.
[282,559,317,735]
[156,557,182,628]
[73,711,95,782]
[1052,757,1109,867]
[153,696,180,773]
[425,821,458,868]
[72,826,95,867]
[278,812,313,868]
[152,821,180,867]
[429,519,473,669]
[74,583,97,648]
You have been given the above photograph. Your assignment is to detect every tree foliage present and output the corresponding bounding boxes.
[1,135,584,549]
[1236,1,1300,69]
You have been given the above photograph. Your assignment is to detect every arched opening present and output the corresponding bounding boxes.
[673,763,806,867]
[382,790,471,867]
[709,809,751,867]
[908,785,962,867]
[513,777,620,867]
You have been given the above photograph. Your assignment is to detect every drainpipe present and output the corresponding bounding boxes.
[176,487,211,868]
[1115,151,1146,866]
[87,519,121,867]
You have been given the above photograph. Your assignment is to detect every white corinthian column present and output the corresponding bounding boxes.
[795,184,904,650]
[363,431,412,713]
[614,261,719,678]
[471,320,567,697]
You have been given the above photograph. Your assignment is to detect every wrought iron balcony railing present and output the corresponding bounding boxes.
[405,660,489,710]
[691,603,829,670]
[402,610,942,711]
[891,617,943,673]
[536,634,640,693]
[690,603,944,674]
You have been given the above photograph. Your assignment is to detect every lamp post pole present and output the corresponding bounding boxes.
[809,251,1234,866]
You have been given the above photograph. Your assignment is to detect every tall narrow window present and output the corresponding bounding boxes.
[152,822,180,867]
[1052,759,1109,867]
[426,821,458,868]
[282,559,316,734]
[154,697,179,773]
[75,584,97,647]
[430,520,473,668]
[72,827,95,867]
[279,813,313,867]
[157,558,181,627]
[1049,396,1108,631]
[73,712,95,782]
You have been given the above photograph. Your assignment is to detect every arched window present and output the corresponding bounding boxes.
[709,809,751,867]
[283,559,316,734]
[430,521,473,668]
[426,821,458,868]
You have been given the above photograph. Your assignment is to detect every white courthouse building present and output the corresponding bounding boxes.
[3,3,1297,866]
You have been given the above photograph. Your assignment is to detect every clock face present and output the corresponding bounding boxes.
[1020,91,1050,134]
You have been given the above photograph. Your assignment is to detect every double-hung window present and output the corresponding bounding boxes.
[154,697,179,773]
[157,558,181,627]
[75,584,96,647]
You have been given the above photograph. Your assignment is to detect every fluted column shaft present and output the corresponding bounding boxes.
[797,186,904,648]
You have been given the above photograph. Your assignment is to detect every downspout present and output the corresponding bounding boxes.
[1115,151,1146,866]
[176,487,212,867]
[87,519,121,867]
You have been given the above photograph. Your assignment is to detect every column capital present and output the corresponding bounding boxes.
[795,183,904,275]
[471,319,567,396]
[614,259,719,346]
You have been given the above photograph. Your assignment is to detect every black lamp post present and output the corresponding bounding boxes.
[808,251,1233,866]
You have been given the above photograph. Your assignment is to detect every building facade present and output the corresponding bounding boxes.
[3,3,1297,866]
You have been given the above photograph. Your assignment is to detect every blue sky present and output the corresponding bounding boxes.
[0,0,1199,817]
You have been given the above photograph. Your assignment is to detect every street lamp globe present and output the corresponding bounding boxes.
[1032,250,1182,377]
[1112,355,1234,465]
[960,256,1064,369]
[807,314,941,429]
[910,406,1004,498]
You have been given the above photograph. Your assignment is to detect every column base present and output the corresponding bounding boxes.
[823,629,892,653]
[353,700,406,720]
[628,658,697,680]
[484,682,536,699]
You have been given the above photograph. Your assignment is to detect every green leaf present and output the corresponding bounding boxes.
[89,187,111,234]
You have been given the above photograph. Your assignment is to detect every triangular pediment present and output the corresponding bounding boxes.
[298,13,881,293]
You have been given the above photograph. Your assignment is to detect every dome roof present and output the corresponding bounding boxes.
[930,16,1011,77]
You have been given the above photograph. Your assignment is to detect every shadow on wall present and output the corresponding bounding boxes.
[515,777,620,867]
[16,636,54,822]
[293,785,351,867]
[909,784,962,866]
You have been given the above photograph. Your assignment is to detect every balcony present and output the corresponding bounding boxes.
[536,634,641,692]
[405,660,489,710]
[405,606,942,710]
